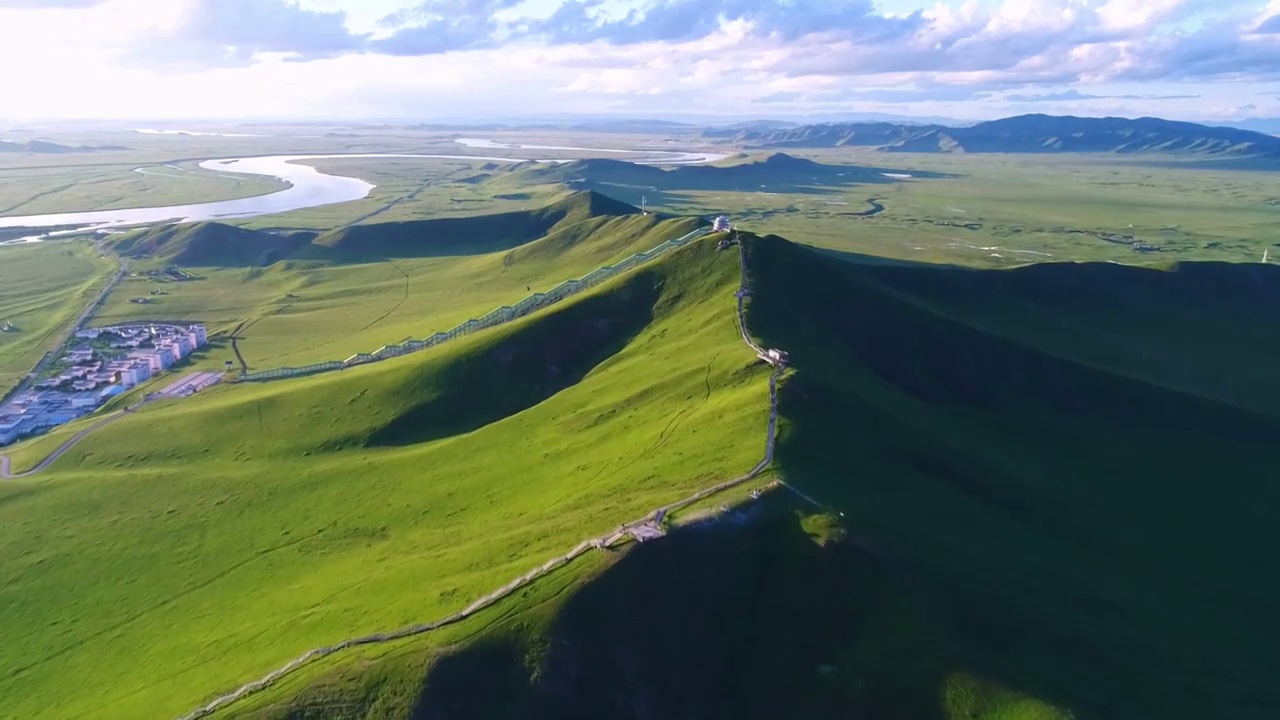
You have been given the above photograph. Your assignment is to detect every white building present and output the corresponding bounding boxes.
[115,366,143,388]
[712,215,731,232]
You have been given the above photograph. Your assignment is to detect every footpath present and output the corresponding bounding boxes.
[176,234,791,720]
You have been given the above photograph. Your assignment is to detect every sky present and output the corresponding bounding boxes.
[0,0,1278,123]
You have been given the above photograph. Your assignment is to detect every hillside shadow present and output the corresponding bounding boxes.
[408,504,1044,720]
[740,235,1280,720]
[363,269,661,448]
[808,243,959,270]
[114,192,640,267]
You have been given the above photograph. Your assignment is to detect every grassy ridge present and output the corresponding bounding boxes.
[6,223,1269,719]
[0,241,113,397]
[743,234,1280,719]
[94,192,700,371]
[0,235,772,719]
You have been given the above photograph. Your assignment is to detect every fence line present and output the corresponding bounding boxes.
[176,231,788,720]
[239,226,711,382]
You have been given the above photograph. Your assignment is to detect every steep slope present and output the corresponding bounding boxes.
[743,234,1280,720]
[227,498,1069,720]
[0,235,771,719]
[710,113,1280,159]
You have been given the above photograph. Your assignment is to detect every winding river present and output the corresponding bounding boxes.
[0,138,727,241]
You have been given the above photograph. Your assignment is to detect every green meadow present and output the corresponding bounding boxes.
[710,153,1280,266]
[449,149,1280,268]
[0,240,113,396]
[0,161,285,216]
[92,194,702,372]
[1,134,1277,720]
[192,232,1280,720]
[0,237,771,719]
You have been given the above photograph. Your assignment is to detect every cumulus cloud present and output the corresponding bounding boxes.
[523,0,922,46]
[105,0,1280,91]
[130,0,366,67]
[11,0,1277,122]
[371,0,524,55]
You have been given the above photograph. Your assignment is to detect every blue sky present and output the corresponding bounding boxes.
[0,0,1277,122]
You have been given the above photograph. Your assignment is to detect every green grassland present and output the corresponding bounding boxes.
[3,129,1279,720]
[700,152,1280,266]
[0,161,286,216]
[0,235,772,719]
[463,150,1280,268]
[3,223,1275,720]
[227,495,1070,720]
[93,192,702,372]
[0,240,113,396]
[206,232,1280,720]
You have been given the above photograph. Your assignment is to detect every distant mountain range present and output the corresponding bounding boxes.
[704,114,1280,159]
[0,140,126,154]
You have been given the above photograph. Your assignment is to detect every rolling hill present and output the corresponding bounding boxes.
[112,222,318,267]
[0,140,126,153]
[111,190,644,267]
[3,217,1276,720]
[706,114,1280,159]
[223,233,1278,720]
[503,152,842,187]
[488,153,915,206]
[97,190,699,373]
[0,231,773,719]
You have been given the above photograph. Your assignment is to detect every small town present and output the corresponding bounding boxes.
[0,323,208,446]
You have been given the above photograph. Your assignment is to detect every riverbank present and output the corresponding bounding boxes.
[0,141,728,240]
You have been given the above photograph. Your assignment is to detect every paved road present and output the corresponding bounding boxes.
[176,232,789,720]
[0,400,147,480]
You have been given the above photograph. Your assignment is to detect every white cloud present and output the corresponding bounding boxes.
[0,0,1275,122]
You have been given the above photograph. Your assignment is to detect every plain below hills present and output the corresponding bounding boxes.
[706,113,1280,161]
